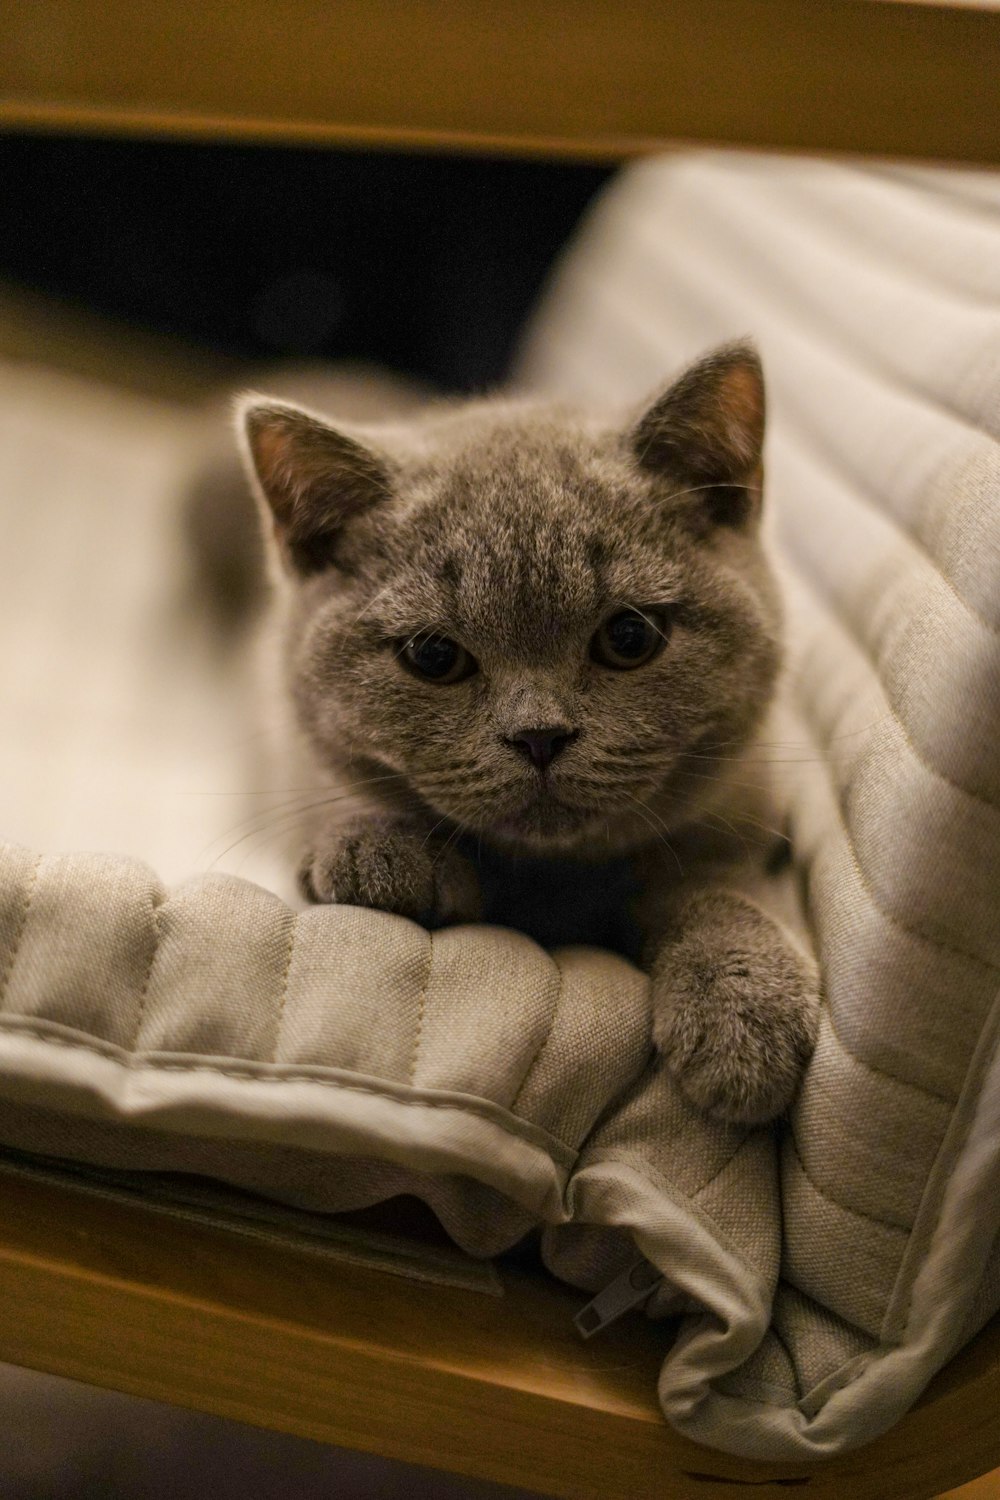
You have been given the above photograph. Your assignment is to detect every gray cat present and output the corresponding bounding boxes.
[235,344,819,1125]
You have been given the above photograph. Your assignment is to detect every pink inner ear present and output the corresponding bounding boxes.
[249,417,298,511]
[719,364,765,471]
[252,421,288,481]
[723,362,764,423]
[242,404,391,575]
[246,409,321,534]
[633,342,765,488]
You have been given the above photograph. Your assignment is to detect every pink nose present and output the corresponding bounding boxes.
[507,727,578,772]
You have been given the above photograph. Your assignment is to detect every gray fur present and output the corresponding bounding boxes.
[235,344,819,1124]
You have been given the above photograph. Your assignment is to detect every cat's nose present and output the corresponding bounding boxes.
[507,726,579,772]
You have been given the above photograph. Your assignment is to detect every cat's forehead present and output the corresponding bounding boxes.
[380,422,684,650]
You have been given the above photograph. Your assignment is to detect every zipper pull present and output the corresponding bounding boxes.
[574,1257,663,1338]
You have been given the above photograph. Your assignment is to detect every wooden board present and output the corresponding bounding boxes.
[0,1172,998,1499]
[1,0,999,165]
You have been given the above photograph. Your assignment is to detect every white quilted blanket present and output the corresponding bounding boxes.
[0,153,998,1461]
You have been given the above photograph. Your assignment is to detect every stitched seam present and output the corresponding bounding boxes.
[807,486,1000,642]
[782,412,1000,640]
[787,1132,910,1236]
[887,976,1000,1346]
[132,890,162,1051]
[790,544,1000,815]
[630,183,996,449]
[272,911,298,1063]
[0,853,43,1007]
[632,189,1000,639]
[823,1010,956,1108]
[691,1131,753,1198]
[705,1342,894,1413]
[767,1322,804,1402]
[579,1143,745,1223]
[626,193,1000,633]
[509,956,564,1116]
[890,1130,969,1349]
[409,929,434,1086]
[790,701,1000,976]
[573,1148,775,1301]
[0,1016,578,1167]
[774,1275,878,1345]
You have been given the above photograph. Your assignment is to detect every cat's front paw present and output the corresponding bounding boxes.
[298,819,481,927]
[650,902,819,1125]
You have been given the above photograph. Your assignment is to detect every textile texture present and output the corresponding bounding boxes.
[0,153,998,1460]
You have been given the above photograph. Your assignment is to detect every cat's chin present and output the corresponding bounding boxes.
[478,796,610,857]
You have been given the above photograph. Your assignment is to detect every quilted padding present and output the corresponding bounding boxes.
[0,152,998,1462]
[0,843,655,1249]
[518,150,1000,1455]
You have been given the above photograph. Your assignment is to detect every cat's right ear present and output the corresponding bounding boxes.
[630,342,765,530]
[236,396,391,575]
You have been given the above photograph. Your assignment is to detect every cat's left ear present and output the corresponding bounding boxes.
[237,396,392,575]
[630,341,765,528]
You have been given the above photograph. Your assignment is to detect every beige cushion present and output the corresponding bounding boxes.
[518,149,1000,1456]
[0,150,998,1463]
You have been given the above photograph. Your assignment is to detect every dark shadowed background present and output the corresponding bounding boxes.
[0,130,613,1500]
[0,134,611,390]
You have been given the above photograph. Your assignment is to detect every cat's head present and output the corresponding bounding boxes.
[238,343,781,857]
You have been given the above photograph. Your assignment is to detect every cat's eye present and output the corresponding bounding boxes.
[399,632,476,684]
[590,609,669,670]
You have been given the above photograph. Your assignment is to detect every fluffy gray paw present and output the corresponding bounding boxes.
[650,896,820,1125]
[298,819,481,927]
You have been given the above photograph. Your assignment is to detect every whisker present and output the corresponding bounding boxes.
[691,805,755,862]
[431,821,465,872]
[199,774,405,868]
[349,582,395,628]
[694,709,893,762]
[702,804,788,850]
[660,774,792,848]
[672,766,794,800]
[618,789,684,877]
[631,606,673,646]
[421,811,456,850]
[198,791,335,864]
[203,798,338,871]
[203,790,369,867]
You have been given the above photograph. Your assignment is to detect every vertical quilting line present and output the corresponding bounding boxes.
[409,929,435,1087]
[509,955,564,1117]
[777,425,1000,643]
[0,852,43,1009]
[786,670,1000,975]
[271,910,298,1064]
[132,886,164,1054]
[884,977,1000,1349]
[778,484,1000,812]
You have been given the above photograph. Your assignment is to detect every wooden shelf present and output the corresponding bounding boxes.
[1,1172,998,1499]
[2,0,999,165]
[1,3,997,1493]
